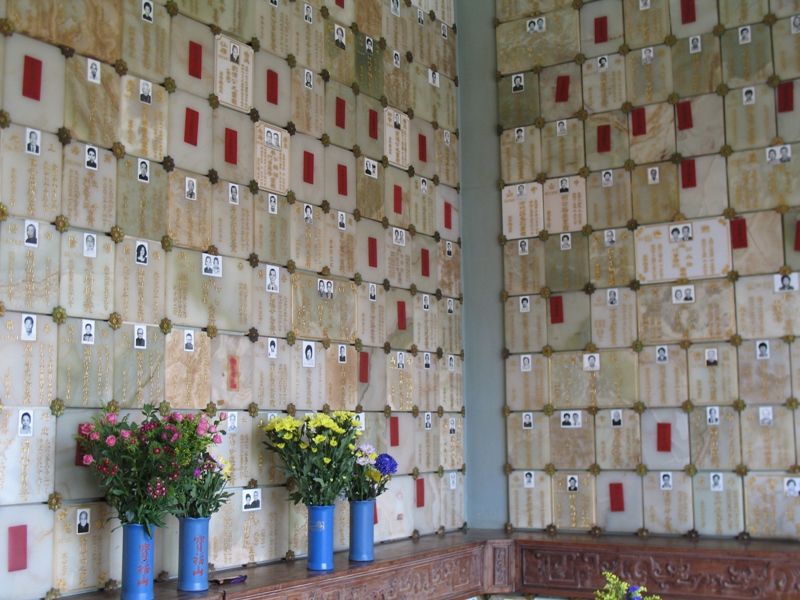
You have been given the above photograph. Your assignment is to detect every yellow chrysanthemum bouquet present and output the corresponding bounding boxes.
[263,411,362,506]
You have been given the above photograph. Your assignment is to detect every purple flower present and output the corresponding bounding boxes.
[374,453,398,476]
[193,468,202,478]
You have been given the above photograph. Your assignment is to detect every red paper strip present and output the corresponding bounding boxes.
[227,356,240,391]
[184,108,199,146]
[444,201,453,229]
[188,41,203,79]
[337,164,348,196]
[680,159,697,189]
[336,0,345,7]
[390,416,400,446]
[549,296,564,324]
[676,101,693,130]
[224,128,238,164]
[267,69,279,105]
[369,109,379,139]
[419,134,427,162]
[597,124,611,153]
[794,221,800,252]
[680,0,696,24]
[609,483,625,512]
[631,107,647,136]
[730,218,748,249]
[778,82,794,113]
[335,97,346,129]
[303,151,314,184]
[374,502,378,525]
[416,478,425,507]
[368,237,378,268]
[555,75,570,103]
[421,248,430,277]
[8,525,27,572]
[394,185,403,214]
[359,352,370,382]
[397,301,407,330]
[594,16,608,44]
[22,55,42,101]
[657,423,672,452]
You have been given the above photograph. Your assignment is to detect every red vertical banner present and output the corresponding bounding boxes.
[794,220,800,252]
[680,0,696,24]
[397,301,407,330]
[337,164,348,196]
[336,0,345,7]
[359,351,370,382]
[549,296,564,324]
[657,423,672,452]
[267,69,279,105]
[418,134,427,162]
[730,218,748,249]
[676,101,694,130]
[778,82,794,113]
[394,185,403,214]
[416,478,425,507]
[609,483,625,512]
[597,124,611,153]
[680,159,697,189]
[369,109,379,139]
[444,202,453,229]
[8,525,27,572]
[594,16,608,43]
[368,237,378,267]
[224,128,238,164]
[184,108,199,146]
[303,151,314,184]
[22,56,42,101]
[555,75,570,103]
[421,248,430,277]
[335,97,346,129]
[631,107,647,136]
[227,356,240,391]
[390,416,400,446]
[188,41,203,79]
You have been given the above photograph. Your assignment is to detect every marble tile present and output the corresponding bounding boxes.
[58,231,115,320]
[384,351,414,411]
[252,337,291,413]
[53,502,113,593]
[507,411,551,468]
[744,473,800,538]
[121,0,170,82]
[546,292,591,350]
[356,93,384,162]
[641,408,690,470]
[438,299,462,354]
[385,227,413,289]
[166,170,213,251]
[502,182,544,241]
[208,334,253,410]
[253,0,292,58]
[411,474,441,535]
[0,217,61,313]
[115,154,168,242]
[671,34,722,97]
[692,472,744,536]
[410,117,435,179]
[290,1,324,72]
[501,125,542,185]
[675,94,725,157]
[53,410,103,500]
[0,312,58,407]
[439,414,463,470]
[411,233,439,294]
[325,80,357,150]
[163,327,210,409]
[409,174,437,236]
[0,503,55,599]
[382,42,410,112]
[324,19,355,86]
[719,0,769,27]
[678,154,729,219]
[438,355,463,412]
[252,264,292,337]
[508,470,552,529]
[638,343,688,407]
[413,348,440,412]
[585,168,632,230]
[354,0,383,39]
[541,118,585,177]
[626,44,673,106]
[436,185,459,242]
[211,181,254,260]
[590,287,638,349]
[621,0,670,49]
[732,211,784,276]
[357,347,388,411]
[582,53,627,114]
[595,471,643,533]
[504,237,546,296]
[720,23,773,88]
[64,56,120,149]
[549,411,595,469]
[291,272,357,342]
[736,274,800,338]
[354,218,387,284]
[498,71,540,130]
[375,475,416,541]
[211,106,254,185]
[322,209,356,278]
[542,176,587,235]
[588,228,635,289]
[289,341,326,410]
[784,207,800,272]
[289,201,325,272]
[628,103,676,165]
[168,14,215,100]
[58,317,114,407]
[0,407,55,503]
[166,91,214,175]
[585,111,629,172]
[505,295,547,354]
[506,354,550,411]
[544,230,589,292]
[689,406,741,470]
[552,471,595,530]
[385,288,414,350]
[777,80,800,144]
[356,156,385,221]
[61,144,117,233]
[112,323,165,407]
[118,75,168,162]
[414,412,441,472]
[439,470,464,529]
[723,83,776,151]
[642,470,693,534]
[496,8,580,75]
[727,145,799,212]
[741,405,795,470]
[540,62,583,122]
[579,0,625,58]
[667,0,718,38]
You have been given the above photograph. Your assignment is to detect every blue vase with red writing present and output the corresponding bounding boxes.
[306,505,335,570]
[121,523,155,600]
[178,517,210,591]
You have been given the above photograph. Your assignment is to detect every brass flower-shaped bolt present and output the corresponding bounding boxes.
[111,142,126,158]
[381,216,390,229]
[678,339,693,350]
[52,306,67,325]
[353,273,362,286]
[633,401,646,414]
[158,401,171,416]
[247,327,259,343]
[108,312,122,330]
[685,529,699,539]
[736,531,751,541]
[206,325,218,339]
[0,301,4,317]
[589,526,603,537]
[286,259,296,274]
[587,405,599,415]
[713,24,726,36]
[671,152,683,164]
[383,341,392,354]
[540,286,551,299]
[767,75,781,88]
[321,337,331,349]
[248,253,259,268]
[502,348,511,359]
[159,318,172,335]
[543,403,555,416]
[780,265,793,277]
[0,18,16,36]
[209,24,221,35]
[320,133,331,147]
[729,333,742,346]
[57,127,72,145]
[354,338,363,353]
[248,403,259,418]
[286,331,296,345]
[716,83,729,96]
[542,345,554,357]
[48,492,63,511]
[574,53,586,65]
[109,225,125,243]
[163,77,177,93]
[382,278,391,291]
[0,203,7,222]
[502,405,511,417]
[624,159,636,172]
[407,165,415,177]
[684,463,697,476]
[50,398,65,417]
[638,528,650,538]
[618,44,630,55]
[351,82,360,96]
[664,34,677,47]
[544,463,556,475]
[208,93,220,109]
[783,334,796,344]
[720,144,733,157]
[436,347,443,359]
[635,463,648,476]
[248,108,260,123]
[786,397,799,411]
[207,169,219,184]
[503,463,513,475]
[632,340,644,353]
[581,224,593,237]
[579,166,591,178]
[681,400,694,413]
[165,0,178,15]
[545,523,557,535]
[205,402,217,417]
[411,467,420,479]
[733,399,747,412]
[45,588,62,600]
[583,283,596,295]
[114,59,128,76]
[763,13,777,26]
[589,464,601,476]
[735,464,749,477]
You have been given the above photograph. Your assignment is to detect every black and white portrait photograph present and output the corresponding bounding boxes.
[390,0,400,16]
[20,314,36,342]
[365,158,378,179]
[567,476,579,492]
[519,296,530,313]
[448,417,456,435]
[230,43,240,64]
[560,410,582,428]
[601,169,613,187]
[523,471,535,488]
[317,278,334,299]
[559,177,570,194]
[607,288,618,306]
[774,273,798,292]
[689,35,701,54]
[766,144,792,165]
[185,177,197,200]
[671,284,695,304]
[270,0,278,6]
[142,0,153,22]
[338,211,346,230]
[18,410,33,437]
[597,55,608,71]
[338,344,347,363]
[423,352,431,369]
[83,233,97,258]
[397,351,405,370]
[137,158,150,182]
[201,253,222,278]
[518,239,528,255]
[139,79,152,104]
[449,472,457,489]
[135,241,149,265]
[302,341,315,368]
[710,473,724,492]
[366,36,374,53]
[268,194,278,214]
[420,178,428,194]
[738,25,751,45]
[24,220,39,248]
[447,298,454,314]
[706,406,719,425]
[784,477,799,497]
[25,128,40,156]
[229,183,239,205]
[369,283,377,301]
[604,229,615,246]
[611,410,622,428]
[393,227,406,246]
[516,183,526,197]
[648,166,659,184]
[520,354,532,372]
[656,345,668,363]
[742,86,755,105]
[393,51,401,68]
[267,337,277,358]
[304,68,313,89]
[304,203,313,224]
[522,412,533,429]
[417,8,424,25]
[660,472,672,491]
[759,406,773,426]
[583,353,599,372]
[424,412,432,429]
[756,340,770,360]
[304,3,312,23]
[639,0,650,9]
[422,294,430,311]
[184,330,194,352]
[448,354,455,371]
[641,47,653,65]
[227,412,238,433]
[334,25,346,50]
[512,74,524,93]
[560,233,571,250]
[85,145,98,170]
[134,325,147,349]
[77,509,91,534]
[792,14,800,35]
[87,59,101,83]
[556,119,567,136]
[705,348,718,366]
[81,319,95,345]
[441,23,448,39]
[514,127,524,143]
[265,128,282,150]
[242,489,261,511]
[446,241,453,256]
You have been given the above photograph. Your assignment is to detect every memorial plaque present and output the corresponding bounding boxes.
[641,408,690,469]
[2,34,65,133]
[546,292,591,350]
[369,413,413,473]
[588,228,635,289]
[544,232,589,292]
[771,0,800,18]
[550,350,638,408]
[167,170,213,251]
[625,44,672,106]
[667,0,718,37]
[543,176,587,234]
[174,0,245,37]
[357,280,387,348]
[741,405,795,470]
[386,289,414,349]
[209,334,253,410]
[167,91,214,175]
[61,144,117,233]
[579,0,625,58]
[356,156,385,220]
[325,80,357,150]
[0,218,61,314]
[691,472,744,536]
[496,9,580,75]
[735,274,800,338]
[355,32,384,100]
[212,107,255,187]
[585,168,632,229]
[214,34,254,113]
[671,34,722,98]
[409,7,433,68]
[254,0,292,58]
[254,122,290,196]
[724,83,776,151]
[212,181,254,260]
[169,14,215,99]
[439,353,463,412]
[506,354,550,411]
[58,231,115,320]
[355,0,383,39]
[590,287,638,348]
[432,75,458,134]
[355,219,388,285]
[0,311,57,408]
[501,125,542,185]
[731,211,783,276]
[440,414,463,470]
[431,21,456,81]
[439,298,462,354]
[116,154,168,241]
[291,272,357,342]
[254,193,290,266]
[113,323,165,407]
[291,2,325,72]
[323,210,356,278]
[118,75,167,162]
[628,103,675,165]
[785,207,800,272]
[638,279,736,343]
[385,352,415,411]
[57,317,114,407]
[411,475,441,535]
[689,406,741,471]
[1,124,62,222]
[383,43,411,111]
[585,111,629,172]
[595,472,643,533]
[357,347,388,411]
[64,55,120,150]
[777,80,800,144]
[325,343,357,410]
[727,145,799,212]
[501,182,544,240]
[290,341,326,410]
[552,472,595,530]
[498,71,540,129]
[164,327,211,409]
[540,63,583,122]
[675,94,725,158]
[115,237,167,325]
[290,201,325,273]
[410,175,437,235]
[287,498,309,556]
[356,93,384,161]
[253,337,291,411]
[638,343,688,407]
[642,471,693,534]
[439,470,465,530]
[121,0,169,82]
[509,470,552,529]
[744,473,800,538]
[375,476,416,541]
[582,53,626,113]
[411,234,439,294]
[291,68,325,139]
[0,504,54,599]
[634,217,732,283]
[622,0,670,49]
[507,411,550,468]
[720,24,773,88]
[53,409,104,500]
[437,185,459,242]
[505,295,547,354]
[253,53,292,134]
[677,155,729,219]
[53,502,112,594]
[0,408,55,502]
[386,227,412,288]
[325,149,357,217]
[541,118,585,177]
[630,163,679,224]
[550,412,595,469]
[414,345,439,410]
[415,413,441,473]
[384,167,409,229]
[385,107,411,169]
[595,405,642,471]
[718,0,768,27]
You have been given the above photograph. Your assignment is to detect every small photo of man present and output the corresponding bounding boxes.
[514,127,524,143]
[303,203,313,224]
[304,3,312,23]
[447,298,454,314]
[423,352,431,369]
[446,241,453,257]
[655,345,668,363]
[338,211,346,230]
[267,337,277,358]
[85,145,98,170]
[641,46,653,65]
[519,296,530,313]
[604,229,615,246]
[185,177,197,200]
[660,472,673,490]
[368,283,377,301]
[18,410,33,437]
[523,471,535,488]
[184,330,194,352]
[21,314,36,341]
[81,319,95,345]
[706,406,719,425]
[424,412,432,429]
[756,340,770,360]
[24,220,39,248]
[230,43,240,64]
[611,410,622,427]
[567,475,579,492]
[334,25,346,50]
[227,412,238,433]
[518,239,528,255]
[583,353,599,372]
[742,86,755,105]
[759,406,773,426]
[397,351,405,370]
[83,233,97,258]
[522,412,533,429]
[607,288,618,306]
[393,51,401,68]
[87,59,101,83]
[448,354,455,371]
[441,23,448,39]
[449,472,457,489]
[390,0,400,16]
[689,35,701,54]
[304,69,314,89]
[242,489,261,511]
[774,273,797,292]
[77,509,91,534]
[366,36,374,54]
[393,227,406,246]
[448,417,456,435]
[229,183,239,205]
[139,79,152,104]
[738,25,751,44]
[268,194,278,214]
[792,14,800,35]
[134,325,147,349]
[338,344,347,363]
[556,120,567,136]
[648,167,659,184]
[705,348,718,366]
[710,473,724,492]
[137,158,150,182]
[422,294,430,311]
[25,128,41,156]
[559,178,570,194]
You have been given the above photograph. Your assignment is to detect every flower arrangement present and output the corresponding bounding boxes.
[345,443,398,501]
[263,411,362,506]
[595,572,661,600]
